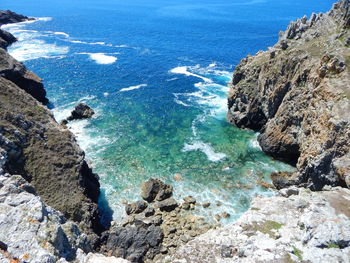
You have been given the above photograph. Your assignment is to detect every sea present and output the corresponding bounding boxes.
[1,0,335,225]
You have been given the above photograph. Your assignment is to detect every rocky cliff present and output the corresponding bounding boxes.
[227,0,350,190]
[0,10,104,249]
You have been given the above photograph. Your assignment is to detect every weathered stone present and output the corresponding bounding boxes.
[202,202,211,208]
[144,207,155,217]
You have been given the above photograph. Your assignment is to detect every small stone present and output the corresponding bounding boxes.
[216,201,223,207]
[173,173,183,182]
[279,186,299,197]
[202,202,211,208]
[222,212,231,219]
[280,40,288,50]
[183,196,196,205]
[270,51,276,59]
[221,246,236,258]
[152,215,163,226]
[144,207,155,217]
[215,214,222,221]
[0,241,7,251]
[181,202,190,210]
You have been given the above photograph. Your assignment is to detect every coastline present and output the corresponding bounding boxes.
[0,1,350,263]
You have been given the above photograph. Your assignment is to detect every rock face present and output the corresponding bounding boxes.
[0,173,129,263]
[67,103,95,121]
[227,0,350,190]
[164,187,350,263]
[0,42,48,105]
[0,10,34,25]
[0,173,91,263]
[0,76,103,237]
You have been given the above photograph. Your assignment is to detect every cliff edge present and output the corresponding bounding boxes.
[0,10,103,243]
[228,0,350,190]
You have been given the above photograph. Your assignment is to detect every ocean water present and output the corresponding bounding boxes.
[1,0,335,224]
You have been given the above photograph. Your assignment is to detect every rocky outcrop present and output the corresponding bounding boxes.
[0,40,48,104]
[227,0,350,190]
[163,187,350,263]
[66,103,95,121]
[0,76,103,238]
[0,10,34,25]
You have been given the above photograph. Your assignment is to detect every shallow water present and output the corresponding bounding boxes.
[1,0,334,224]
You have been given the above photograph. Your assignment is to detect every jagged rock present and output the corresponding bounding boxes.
[279,186,300,197]
[0,29,16,50]
[162,187,350,263]
[0,77,103,237]
[140,178,173,202]
[67,103,95,121]
[202,202,211,208]
[125,201,148,215]
[227,0,350,189]
[0,10,34,26]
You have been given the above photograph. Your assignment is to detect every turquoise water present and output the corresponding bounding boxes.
[1,0,334,224]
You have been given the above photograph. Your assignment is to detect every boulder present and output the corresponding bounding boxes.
[157,198,178,212]
[140,178,173,202]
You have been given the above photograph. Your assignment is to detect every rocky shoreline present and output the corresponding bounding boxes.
[1,1,350,263]
[227,0,350,191]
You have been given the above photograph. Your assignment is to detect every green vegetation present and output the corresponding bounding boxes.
[248,220,284,238]
[293,246,303,261]
[327,243,340,249]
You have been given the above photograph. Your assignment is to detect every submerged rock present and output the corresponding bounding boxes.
[67,102,95,121]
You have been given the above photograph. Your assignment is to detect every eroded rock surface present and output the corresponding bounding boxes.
[227,0,350,190]
[67,103,95,121]
[0,76,103,238]
[164,187,350,263]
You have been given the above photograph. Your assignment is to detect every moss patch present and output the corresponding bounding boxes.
[246,220,284,238]
[292,246,303,261]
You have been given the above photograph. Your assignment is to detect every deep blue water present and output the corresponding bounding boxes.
[1,0,335,224]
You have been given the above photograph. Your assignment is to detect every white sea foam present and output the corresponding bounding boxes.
[249,133,262,150]
[8,40,69,61]
[77,52,117,64]
[119,84,147,92]
[3,17,70,61]
[170,66,212,83]
[182,141,227,162]
[44,31,70,38]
